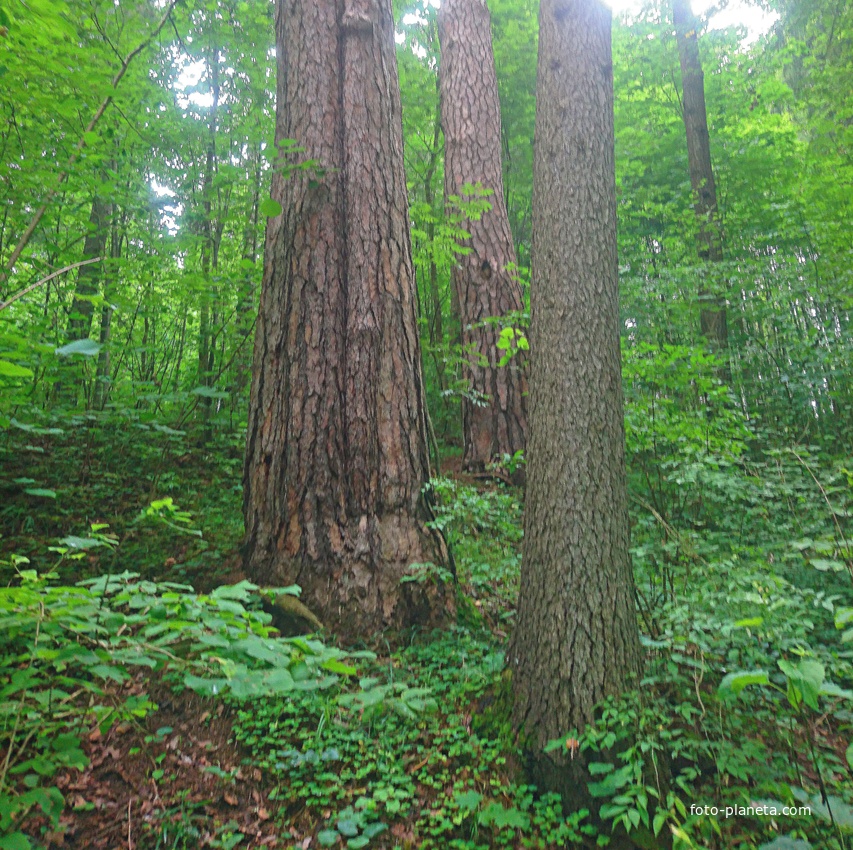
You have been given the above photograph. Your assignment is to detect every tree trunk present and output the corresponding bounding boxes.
[423,94,444,355]
[56,193,109,405]
[673,0,729,350]
[93,206,124,409]
[197,43,221,438]
[438,0,528,469]
[243,0,452,641]
[231,143,263,414]
[510,0,642,805]
[68,195,109,341]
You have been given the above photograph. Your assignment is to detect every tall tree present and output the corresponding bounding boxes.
[672,0,728,350]
[67,194,109,342]
[242,0,452,639]
[437,0,527,469]
[510,0,642,800]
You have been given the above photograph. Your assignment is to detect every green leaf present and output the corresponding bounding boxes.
[845,741,853,771]
[55,339,101,357]
[337,818,359,837]
[191,385,229,399]
[454,790,483,811]
[719,669,769,695]
[758,839,811,850]
[51,733,81,753]
[259,198,282,217]
[734,617,763,628]
[261,668,295,693]
[0,359,33,378]
[211,580,258,601]
[322,658,357,676]
[809,558,844,572]
[819,682,853,701]
[361,823,385,839]
[0,833,33,850]
[588,764,633,798]
[183,675,229,696]
[779,659,824,711]
[480,802,529,829]
[793,790,853,829]
[317,829,339,847]
[588,762,615,776]
[59,536,108,550]
[24,488,56,498]
[152,424,185,436]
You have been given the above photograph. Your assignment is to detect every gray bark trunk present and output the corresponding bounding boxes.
[510,0,642,805]
[68,195,109,341]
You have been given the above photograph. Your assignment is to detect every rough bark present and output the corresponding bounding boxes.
[673,0,729,349]
[243,0,452,641]
[423,94,444,354]
[438,0,528,469]
[509,0,642,804]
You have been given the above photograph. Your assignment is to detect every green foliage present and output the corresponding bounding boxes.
[232,626,590,848]
[1,2,852,850]
[0,545,351,846]
[428,476,523,620]
[545,529,853,850]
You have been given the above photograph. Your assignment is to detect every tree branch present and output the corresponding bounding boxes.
[0,258,102,312]
[0,0,182,280]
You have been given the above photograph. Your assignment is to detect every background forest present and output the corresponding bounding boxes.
[0,1,851,849]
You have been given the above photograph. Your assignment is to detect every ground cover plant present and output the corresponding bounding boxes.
[1,423,851,848]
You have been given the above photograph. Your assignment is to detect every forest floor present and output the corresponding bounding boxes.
[1,426,852,850]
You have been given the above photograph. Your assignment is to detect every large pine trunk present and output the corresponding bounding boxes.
[673,0,729,349]
[438,0,527,469]
[510,0,642,804]
[242,0,452,641]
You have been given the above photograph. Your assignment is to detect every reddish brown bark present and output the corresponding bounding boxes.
[242,0,452,640]
[438,0,528,469]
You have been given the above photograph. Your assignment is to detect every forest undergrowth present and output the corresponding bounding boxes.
[1,409,851,850]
